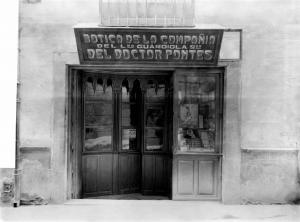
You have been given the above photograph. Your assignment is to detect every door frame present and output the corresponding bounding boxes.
[66,64,225,200]
[172,68,224,200]
[66,65,176,199]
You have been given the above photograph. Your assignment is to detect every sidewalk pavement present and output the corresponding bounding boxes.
[1,199,300,222]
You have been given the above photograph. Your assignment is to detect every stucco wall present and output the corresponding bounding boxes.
[0,168,14,205]
[18,0,300,203]
[197,0,300,203]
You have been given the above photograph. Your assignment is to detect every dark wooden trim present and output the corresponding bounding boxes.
[66,67,73,199]
[78,72,84,198]
[66,68,85,199]
[175,152,223,156]
[66,64,227,73]
[66,67,72,199]
[68,66,174,198]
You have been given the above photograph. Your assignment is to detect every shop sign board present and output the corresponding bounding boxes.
[74,27,223,65]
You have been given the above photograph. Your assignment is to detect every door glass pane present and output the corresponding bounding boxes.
[145,105,165,151]
[84,77,113,152]
[122,128,137,150]
[85,103,112,126]
[122,103,137,127]
[177,76,217,152]
[145,78,167,152]
[85,127,112,151]
[121,80,140,151]
[146,128,163,150]
[146,107,164,127]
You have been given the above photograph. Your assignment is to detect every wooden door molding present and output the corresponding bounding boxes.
[66,68,84,199]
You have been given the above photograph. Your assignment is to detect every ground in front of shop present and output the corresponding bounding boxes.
[1,199,300,222]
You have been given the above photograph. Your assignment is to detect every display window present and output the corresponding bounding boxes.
[175,72,223,154]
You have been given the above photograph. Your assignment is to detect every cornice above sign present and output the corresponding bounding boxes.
[74,26,224,65]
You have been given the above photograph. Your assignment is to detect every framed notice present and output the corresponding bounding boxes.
[129,129,136,139]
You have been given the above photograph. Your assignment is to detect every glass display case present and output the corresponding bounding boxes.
[176,74,220,153]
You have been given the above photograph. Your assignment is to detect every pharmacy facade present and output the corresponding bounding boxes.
[5,0,300,205]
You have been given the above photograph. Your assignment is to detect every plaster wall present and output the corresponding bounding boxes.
[0,168,14,205]
[18,0,300,203]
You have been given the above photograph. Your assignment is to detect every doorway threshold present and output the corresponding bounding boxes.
[65,193,169,205]
[86,193,169,200]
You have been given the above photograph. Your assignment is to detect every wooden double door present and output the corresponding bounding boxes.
[81,72,172,197]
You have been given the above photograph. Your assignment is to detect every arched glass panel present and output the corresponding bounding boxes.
[121,79,130,103]
[146,80,165,103]
[85,77,95,97]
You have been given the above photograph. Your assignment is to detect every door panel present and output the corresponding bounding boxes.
[131,155,141,191]
[173,156,220,199]
[118,154,141,193]
[142,155,154,193]
[118,154,129,193]
[177,159,194,195]
[83,155,98,194]
[197,160,215,195]
[82,154,113,196]
[154,155,169,193]
[97,154,114,194]
[142,155,170,195]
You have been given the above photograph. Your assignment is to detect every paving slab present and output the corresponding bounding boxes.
[1,200,300,222]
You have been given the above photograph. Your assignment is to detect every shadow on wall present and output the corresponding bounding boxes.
[286,191,300,204]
